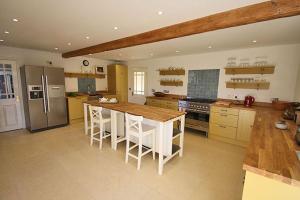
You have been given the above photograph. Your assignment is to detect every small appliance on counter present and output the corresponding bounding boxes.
[282,102,300,120]
[244,96,255,107]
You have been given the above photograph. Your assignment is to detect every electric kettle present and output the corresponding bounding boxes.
[244,96,255,107]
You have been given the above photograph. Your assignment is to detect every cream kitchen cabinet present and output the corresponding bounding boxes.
[236,109,256,142]
[209,106,256,147]
[67,96,88,122]
[107,64,128,102]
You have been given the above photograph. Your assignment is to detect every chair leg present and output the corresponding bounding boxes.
[137,136,143,170]
[90,124,94,146]
[99,124,103,149]
[152,131,156,160]
[125,134,130,163]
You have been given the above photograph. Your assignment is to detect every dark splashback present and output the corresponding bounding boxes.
[78,78,96,93]
[187,69,220,99]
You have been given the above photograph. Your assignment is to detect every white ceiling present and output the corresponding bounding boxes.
[0,0,299,61]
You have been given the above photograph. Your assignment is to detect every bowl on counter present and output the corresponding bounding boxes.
[275,120,288,130]
[153,92,166,97]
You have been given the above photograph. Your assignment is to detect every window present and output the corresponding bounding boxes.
[133,71,145,95]
[0,64,15,99]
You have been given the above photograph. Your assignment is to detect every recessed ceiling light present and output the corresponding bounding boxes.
[175,50,180,53]
[85,36,90,39]
[252,40,257,43]
[0,39,4,42]
[12,18,19,22]
[67,42,71,46]
[114,26,118,30]
[158,11,163,15]
[54,47,58,50]
[208,45,212,49]
[4,31,9,34]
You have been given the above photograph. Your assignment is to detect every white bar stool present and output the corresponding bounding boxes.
[84,103,91,135]
[125,113,156,170]
[89,105,111,149]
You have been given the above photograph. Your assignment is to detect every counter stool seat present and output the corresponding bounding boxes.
[125,113,156,170]
[89,105,111,149]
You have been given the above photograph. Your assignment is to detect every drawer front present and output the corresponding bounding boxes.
[210,123,237,139]
[210,112,238,127]
[165,104,178,110]
[147,99,161,107]
[211,106,239,116]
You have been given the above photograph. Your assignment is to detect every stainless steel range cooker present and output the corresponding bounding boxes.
[178,98,216,136]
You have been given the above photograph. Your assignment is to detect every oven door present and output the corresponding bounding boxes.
[185,110,210,133]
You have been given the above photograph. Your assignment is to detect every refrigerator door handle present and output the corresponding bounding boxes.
[41,75,47,113]
[45,75,50,112]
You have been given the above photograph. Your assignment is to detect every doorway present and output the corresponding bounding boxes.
[128,67,148,104]
[0,60,23,132]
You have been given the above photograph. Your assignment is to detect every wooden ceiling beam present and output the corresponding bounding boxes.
[62,0,300,58]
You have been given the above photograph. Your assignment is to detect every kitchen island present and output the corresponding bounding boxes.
[83,101,186,175]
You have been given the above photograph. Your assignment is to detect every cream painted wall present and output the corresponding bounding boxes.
[0,45,112,128]
[127,44,300,102]
[295,65,300,101]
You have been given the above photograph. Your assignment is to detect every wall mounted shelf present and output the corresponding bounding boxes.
[159,69,185,75]
[64,72,105,79]
[226,82,270,90]
[225,66,275,75]
[160,80,183,87]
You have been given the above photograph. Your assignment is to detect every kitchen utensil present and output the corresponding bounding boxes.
[244,96,255,107]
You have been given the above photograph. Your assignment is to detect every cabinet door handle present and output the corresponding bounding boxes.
[220,114,228,117]
[221,109,228,112]
[218,125,226,128]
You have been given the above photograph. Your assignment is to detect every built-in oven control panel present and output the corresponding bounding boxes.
[179,100,210,114]
[28,85,43,100]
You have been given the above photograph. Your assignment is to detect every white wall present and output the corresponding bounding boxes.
[0,45,112,128]
[0,46,111,92]
[127,44,300,103]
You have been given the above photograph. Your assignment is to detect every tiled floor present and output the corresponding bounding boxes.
[0,123,245,200]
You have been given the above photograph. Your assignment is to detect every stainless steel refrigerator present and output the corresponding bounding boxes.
[20,66,67,132]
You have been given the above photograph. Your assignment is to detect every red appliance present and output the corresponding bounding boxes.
[244,96,255,107]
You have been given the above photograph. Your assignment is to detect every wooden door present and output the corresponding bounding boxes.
[0,60,23,132]
[236,110,256,142]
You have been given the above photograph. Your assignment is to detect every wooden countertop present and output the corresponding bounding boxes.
[216,104,300,187]
[213,103,300,186]
[146,94,185,102]
[86,100,185,122]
